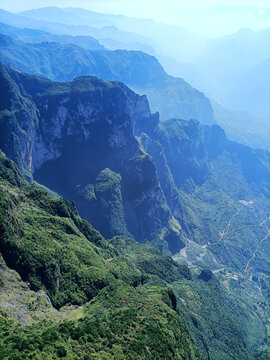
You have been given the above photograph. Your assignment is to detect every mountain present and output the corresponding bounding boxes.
[141,118,270,268]
[193,28,270,119]
[1,61,269,275]
[98,36,156,55]
[0,133,267,360]
[0,149,201,359]
[0,22,105,50]
[212,100,270,151]
[225,58,270,119]
[0,9,153,50]
[18,6,206,62]
[0,21,156,54]
[0,62,177,250]
[159,26,270,149]
[4,8,270,122]
[0,34,214,124]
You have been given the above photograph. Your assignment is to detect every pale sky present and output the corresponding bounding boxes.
[0,0,269,36]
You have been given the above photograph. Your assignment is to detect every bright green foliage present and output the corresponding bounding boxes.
[0,151,268,359]
[110,236,192,282]
[173,279,267,360]
[0,153,117,308]
[0,151,200,359]
[0,281,199,360]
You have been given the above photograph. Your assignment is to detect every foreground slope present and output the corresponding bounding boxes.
[0,150,267,359]
[0,149,202,359]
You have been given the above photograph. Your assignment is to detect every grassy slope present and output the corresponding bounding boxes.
[0,150,199,360]
[0,149,267,358]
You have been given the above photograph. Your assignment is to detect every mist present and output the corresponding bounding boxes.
[0,0,270,36]
[0,1,270,358]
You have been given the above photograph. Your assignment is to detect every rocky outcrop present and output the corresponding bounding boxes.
[0,64,177,249]
[1,63,269,265]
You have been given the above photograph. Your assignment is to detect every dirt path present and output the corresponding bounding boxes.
[244,228,270,273]
[207,202,241,247]
[174,200,270,272]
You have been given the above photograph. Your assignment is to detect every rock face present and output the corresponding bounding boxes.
[1,63,270,273]
[0,34,214,125]
[138,116,270,275]
[0,63,178,250]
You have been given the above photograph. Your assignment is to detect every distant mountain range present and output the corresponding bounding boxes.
[17,6,205,61]
[0,8,154,52]
[0,22,105,50]
[0,30,214,125]
[1,61,270,358]
[0,7,269,152]
[0,7,269,358]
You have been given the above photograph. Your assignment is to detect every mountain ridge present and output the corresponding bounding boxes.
[0,33,214,125]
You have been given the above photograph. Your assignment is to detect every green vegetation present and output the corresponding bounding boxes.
[0,168,116,308]
[0,150,200,359]
[0,62,269,358]
[0,150,268,358]
[0,281,199,360]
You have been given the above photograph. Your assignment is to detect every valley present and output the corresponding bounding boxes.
[0,4,269,360]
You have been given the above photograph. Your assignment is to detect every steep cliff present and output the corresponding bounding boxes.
[1,62,269,272]
[0,63,181,251]
[138,117,270,278]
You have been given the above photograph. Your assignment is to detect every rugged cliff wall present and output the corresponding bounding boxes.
[0,63,183,251]
[1,63,270,273]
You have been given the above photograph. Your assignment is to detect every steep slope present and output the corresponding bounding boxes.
[139,117,270,268]
[0,150,267,359]
[0,149,202,360]
[0,63,182,251]
[0,33,214,124]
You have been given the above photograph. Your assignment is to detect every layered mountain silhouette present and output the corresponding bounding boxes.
[1,63,269,269]
[0,7,269,358]
[0,32,214,125]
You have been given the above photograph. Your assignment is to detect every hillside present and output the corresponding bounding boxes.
[0,149,202,359]
[0,149,267,360]
[1,62,269,268]
[0,61,269,358]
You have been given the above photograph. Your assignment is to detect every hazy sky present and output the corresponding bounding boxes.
[0,0,269,36]
[1,0,270,12]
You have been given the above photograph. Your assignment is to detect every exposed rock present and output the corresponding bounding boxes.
[0,64,175,248]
